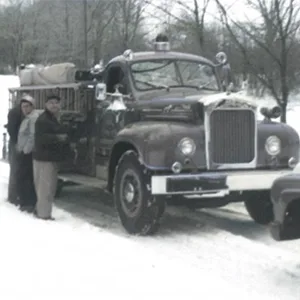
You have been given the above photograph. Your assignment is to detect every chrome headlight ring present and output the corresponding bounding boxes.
[265,135,281,156]
[178,137,196,156]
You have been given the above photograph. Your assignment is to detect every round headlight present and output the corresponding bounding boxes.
[265,135,281,155]
[178,137,196,156]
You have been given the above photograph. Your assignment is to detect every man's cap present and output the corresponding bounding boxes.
[20,93,35,106]
[46,94,61,102]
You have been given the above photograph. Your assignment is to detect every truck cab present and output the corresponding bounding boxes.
[7,35,300,235]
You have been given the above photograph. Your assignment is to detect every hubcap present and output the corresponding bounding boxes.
[120,169,142,218]
[124,183,135,203]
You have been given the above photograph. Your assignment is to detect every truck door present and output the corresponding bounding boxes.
[59,87,96,177]
[95,62,130,181]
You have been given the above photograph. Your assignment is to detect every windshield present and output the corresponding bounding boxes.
[130,59,219,91]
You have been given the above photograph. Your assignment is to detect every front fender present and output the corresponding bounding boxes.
[257,121,299,168]
[112,121,206,170]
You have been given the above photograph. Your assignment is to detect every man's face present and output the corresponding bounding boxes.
[45,98,60,114]
[21,101,33,115]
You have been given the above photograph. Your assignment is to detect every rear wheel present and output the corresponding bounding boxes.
[244,191,274,225]
[114,150,165,235]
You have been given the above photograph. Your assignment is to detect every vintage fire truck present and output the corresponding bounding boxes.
[8,36,300,235]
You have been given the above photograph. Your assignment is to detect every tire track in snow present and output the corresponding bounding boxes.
[55,186,300,299]
[56,185,300,253]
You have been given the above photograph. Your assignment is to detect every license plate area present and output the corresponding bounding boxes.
[166,174,228,193]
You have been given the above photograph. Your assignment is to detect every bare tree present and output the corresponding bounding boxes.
[0,0,26,68]
[87,0,115,64]
[216,0,300,122]
[113,0,148,52]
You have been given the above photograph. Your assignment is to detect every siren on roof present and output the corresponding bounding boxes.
[154,33,170,52]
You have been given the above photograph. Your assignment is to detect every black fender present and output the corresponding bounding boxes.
[257,121,299,168]
[270,173,300,241]
[107,121,206,191]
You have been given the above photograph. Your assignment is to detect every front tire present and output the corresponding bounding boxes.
[114,151,165,235]
[243,191,274,225]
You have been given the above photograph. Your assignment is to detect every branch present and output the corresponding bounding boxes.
[216,0,282,66]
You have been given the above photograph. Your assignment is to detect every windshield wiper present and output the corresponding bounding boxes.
[135,79,169,90]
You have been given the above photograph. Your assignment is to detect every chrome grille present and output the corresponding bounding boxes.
[209,109,255,164]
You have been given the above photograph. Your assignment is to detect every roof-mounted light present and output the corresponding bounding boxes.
[154,33,170,52]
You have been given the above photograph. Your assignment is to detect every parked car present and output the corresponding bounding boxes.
[270,172,300,241]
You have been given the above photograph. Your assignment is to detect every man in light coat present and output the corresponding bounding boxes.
[33,95,70,220]
[16,94,39,212]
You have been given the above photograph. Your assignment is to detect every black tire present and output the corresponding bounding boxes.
[114,150,165,235]
[55,179,64,198]
[244,191,274,225]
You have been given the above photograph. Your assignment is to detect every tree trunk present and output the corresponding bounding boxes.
[280,102,287,123]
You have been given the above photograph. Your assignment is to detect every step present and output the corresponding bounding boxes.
[58,173,107,189]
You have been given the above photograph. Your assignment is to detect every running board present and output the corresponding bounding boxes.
[58,173,107,189]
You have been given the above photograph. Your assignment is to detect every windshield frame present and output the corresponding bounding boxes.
[129,59,221,92]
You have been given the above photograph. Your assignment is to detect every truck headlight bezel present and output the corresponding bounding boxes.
[178,137,196,156]
[265,135,281,156]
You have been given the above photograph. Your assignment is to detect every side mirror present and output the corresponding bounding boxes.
[219,63,232,91]
[226,82,235,95]
[95,83,107,101]
[215,51,228,65]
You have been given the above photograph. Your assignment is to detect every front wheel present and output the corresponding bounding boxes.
[114,151,165,235]
[243,191,274,225]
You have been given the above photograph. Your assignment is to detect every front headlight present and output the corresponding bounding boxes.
[265,135,281,155]
[178,137,196,156]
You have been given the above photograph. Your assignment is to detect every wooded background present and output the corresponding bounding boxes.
[0,0,299,121]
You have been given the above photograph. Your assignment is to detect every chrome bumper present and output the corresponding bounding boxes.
[151,169,294,196]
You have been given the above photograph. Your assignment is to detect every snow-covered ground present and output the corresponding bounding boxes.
[1,75,300,300]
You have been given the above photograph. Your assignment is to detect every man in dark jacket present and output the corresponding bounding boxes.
[33,94,70,220]
[6,100,23,205]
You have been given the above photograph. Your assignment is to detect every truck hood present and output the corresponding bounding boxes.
[186,91,258,111]
[133,90,258,111]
